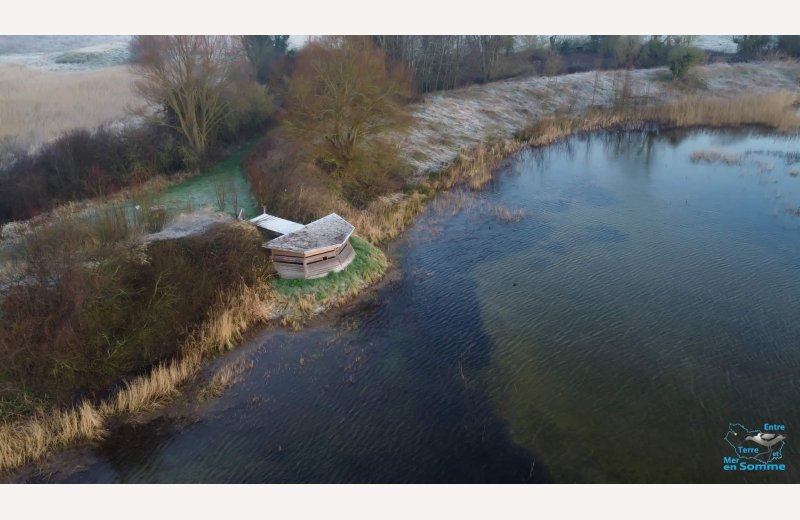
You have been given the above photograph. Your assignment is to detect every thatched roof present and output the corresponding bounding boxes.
[266,213,355,254]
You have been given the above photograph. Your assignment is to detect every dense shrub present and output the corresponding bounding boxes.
[532,36,703,75]
[0,220,266,406]
[240,35,294,94]
[0,123,186,221]
[777,36,800,57]
[733,35,774,58]
[543,52,566,76]
[668,46,705,79]
[603,36,642,68]
[217,82,274,146]
[637,37,672,68]
[0,102,273,223]
[244,124,406,222]
[243,131,343,223]
[339,141,407,208]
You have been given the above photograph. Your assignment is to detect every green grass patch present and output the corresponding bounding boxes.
[271,236,388,304]
[0,387,48,422]
[160,139,261,218]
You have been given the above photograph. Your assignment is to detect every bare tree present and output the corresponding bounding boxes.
[284,36,411,176]
[239,35,290,85]
[131,35,239,165]
[469,36,509,82]
[374,36,465,93]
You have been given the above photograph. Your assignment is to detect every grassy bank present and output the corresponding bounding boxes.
[160,140,261,218]
[272,236,388,329]
[340,92,800,251]
[0,223,387,474]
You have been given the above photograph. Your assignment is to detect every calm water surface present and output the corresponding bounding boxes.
[56,129,800,483]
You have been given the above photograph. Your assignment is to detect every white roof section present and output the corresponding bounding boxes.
[266,213,355,254]
[250,213,305,235]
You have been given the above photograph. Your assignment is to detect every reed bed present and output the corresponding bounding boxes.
[431,141,527,192]
[494,205,527,222]
[643,91,800,130]
[198,358,255,402]
[0,401,103,473]
[0,64,138,151]
[690,150,744,165]
[340,194,427,245]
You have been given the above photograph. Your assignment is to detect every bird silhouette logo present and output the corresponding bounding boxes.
[745,432,787,449]
[724,423,787,464]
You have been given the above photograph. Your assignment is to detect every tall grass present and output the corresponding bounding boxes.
[340,194,426,245]
[426,141,527,192]
[189,280,275,354]
[198,358,254,402]
[494,205,527,222]
[516,91,800,147]
[689,150,744,165]
[0,64,138,151]
[0,401,104,473]
[643,91,800,130]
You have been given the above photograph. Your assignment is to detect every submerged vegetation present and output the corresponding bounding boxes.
[690,150,744,165]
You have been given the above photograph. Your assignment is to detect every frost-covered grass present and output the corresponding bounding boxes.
[402,61,800,180]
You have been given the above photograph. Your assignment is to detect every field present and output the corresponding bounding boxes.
[0,63,138,151]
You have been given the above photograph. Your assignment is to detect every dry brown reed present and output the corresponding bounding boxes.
[0,401,103,474]
[517,91,800,148]
[429,141,526,192]
[0,250,278,474]
[690,150,744,165]
[189,280,276,355]
[198,358,254,402]
[0,64,138,151]
[340,193,426,245]
[642,91,800,130]
[494,205,527,222]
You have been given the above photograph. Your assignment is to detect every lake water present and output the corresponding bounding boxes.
[51,129,800,483]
